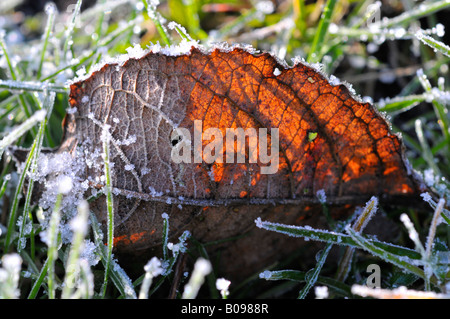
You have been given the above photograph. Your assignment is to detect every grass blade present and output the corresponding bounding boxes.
[100,125,114,298]
[144,0,171,46]
[46,193,62,299]
[0,109,46,160]
[307,0,338,63]
[90,212,136,299]
[37,3,56,79]
[345,225,432,284]
[17,92,55,257]
[298,242,333,299]
[260,269,352,297]
[61,200,90,299]
[415,30,450,58]
[378,0,450,28]
[255,218,421,260]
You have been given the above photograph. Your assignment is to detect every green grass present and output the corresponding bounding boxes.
[0,0,449,299]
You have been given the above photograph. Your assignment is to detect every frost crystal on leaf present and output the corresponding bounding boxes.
[66,107,77,114]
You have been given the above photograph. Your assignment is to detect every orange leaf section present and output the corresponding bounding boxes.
[68,46,423,203]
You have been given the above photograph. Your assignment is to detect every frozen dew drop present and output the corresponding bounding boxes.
[144,257,163,277]
[44,2,57,15]
[216,278,231,291]
[259,270,272,279]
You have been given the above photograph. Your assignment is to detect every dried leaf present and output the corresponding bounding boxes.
[59,43,426,278]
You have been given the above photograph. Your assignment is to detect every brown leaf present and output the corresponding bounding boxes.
[61,44,425,278]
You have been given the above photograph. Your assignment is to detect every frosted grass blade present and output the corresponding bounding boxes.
[18,92,55,257]
[0,109,46,160]
[100,125,114,298]
[345,226,433,284]
[90,212,137,299]
[37,3,56,79]
[0,79,68,93]
[415,30,450,58]
[260,269,352,297]
[62,200,90,298]
[307,0,337,63]
[255,218,421,260]
[47,193,62,299]
[298,242,333,299]
[377,0,450,29]
[144,0,171,46]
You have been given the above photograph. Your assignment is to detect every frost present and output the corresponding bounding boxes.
[149,186,163,197]
[161,212,169,219]
[57,175,73,194]
[328,75,341,86]
[423,168,435,187]
[125,43,146,59]
[44,2,57,15]
[124,163,135,171]
[167,21,193,41]
[32,140,101,244]
[273,67,281,76]
[420,192,432,204]
[259,270,272,279]
[116,134,136,146]
[76,67,86,79]
[141,167,150,176]
[255,1,274,14]
[148,39,199,57]
[254,217,263,228]
[431,87,450,105]
[435,23,445,37]
[143,256,163,277]
[316,189,327,204]
[81,95,89,103]
[66,107,77,114]
[80,240,100,266]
